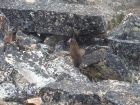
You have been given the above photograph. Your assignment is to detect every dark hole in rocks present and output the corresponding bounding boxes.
[40,33,47,43]
[22,31,47,43]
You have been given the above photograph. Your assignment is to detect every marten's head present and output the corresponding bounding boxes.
[67,38,79,47]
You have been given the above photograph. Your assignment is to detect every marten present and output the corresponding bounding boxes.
[68,38,82,68]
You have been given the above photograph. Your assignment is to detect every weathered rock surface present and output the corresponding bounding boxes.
[0,1,140,105]
[79,46,131,82]
[0,51,90,104]
[90,0,140,30]
[107,13,140,71]
[0,0,107,41]
[0,30,90,104]
[46,0,90,4]
[0,53,14,83]
[40,80,140,105]
[45,0,140,30]
[5,50,55,87]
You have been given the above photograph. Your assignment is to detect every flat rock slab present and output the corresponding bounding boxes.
[40,80,140,105]
[107,13,140,71]
[79,46,131,82]
[4,50,55,88]
[0,0,107,38]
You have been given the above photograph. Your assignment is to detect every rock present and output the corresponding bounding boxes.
[79,46,131,82]
[43,35,63,46]
[104,83,140,104]
[4,30,46,52]
[51,0,89,4]
[0,0,107,40]
[0,82,17,99]
[43,34,63,53]
[0,33,90,103]
[4,43,17,51]
[16,30,33,51]
[0,50,55,103]
[4,50,55,88]
[45,55,90,83]
[0,52,14,83]
[40,80,101,105]
[107,13,140,71]
[77,37,107,46]
[0,82,37,104]
[25,97,43,105]
[36,43,52,56]
[0,39,4,52]
[40,80,140,105]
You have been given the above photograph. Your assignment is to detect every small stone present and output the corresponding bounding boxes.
[26,97,43,105]
[133,27,138,31]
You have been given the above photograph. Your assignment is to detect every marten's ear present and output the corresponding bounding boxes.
[68,38,72,44]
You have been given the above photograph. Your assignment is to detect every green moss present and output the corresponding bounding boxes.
[90,71,102,77]
[81,66,103,81]
[107,21,111,30]
[117,12,125,24]
[111,18,117,28]
[107,12,125,30]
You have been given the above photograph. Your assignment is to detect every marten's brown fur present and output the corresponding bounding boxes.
[25,103,36,105]
[68,38,82,68]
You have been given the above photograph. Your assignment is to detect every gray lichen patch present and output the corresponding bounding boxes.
[46,55,90,83]
[5,50,55,88]
[0,53,14,83]
[0,0,101,16]
[0,83,17,99]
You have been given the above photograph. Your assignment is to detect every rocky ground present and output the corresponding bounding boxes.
[0,0,140,105]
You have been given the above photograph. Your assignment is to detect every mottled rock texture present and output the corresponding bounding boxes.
[107,13,140,71]
[40,87,101,105]
[0,30,90,104]
[0,0,107,41]
[0,1,140,105]
[0,53,14,83]
[79,46,131,82]
[40,80,140,105]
